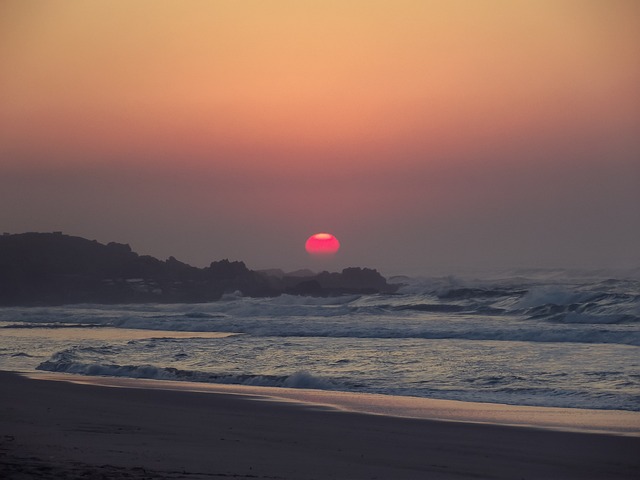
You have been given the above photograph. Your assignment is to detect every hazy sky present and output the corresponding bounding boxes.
[1,1,638,274]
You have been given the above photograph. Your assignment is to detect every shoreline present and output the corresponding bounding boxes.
[24,370,640,437]
[2,370,639,479]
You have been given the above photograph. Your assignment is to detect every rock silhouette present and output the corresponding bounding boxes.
[0,233,399,306]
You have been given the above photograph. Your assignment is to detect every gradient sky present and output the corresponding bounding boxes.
[1,1,639,275]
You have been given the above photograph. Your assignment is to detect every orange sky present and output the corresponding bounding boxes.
[1,1,639,272]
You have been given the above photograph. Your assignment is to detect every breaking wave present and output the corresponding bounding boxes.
[37,348,340,390]
[5,272,637,412]
[1,276,638,346]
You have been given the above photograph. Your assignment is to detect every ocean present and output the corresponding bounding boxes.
[1,270,639,412]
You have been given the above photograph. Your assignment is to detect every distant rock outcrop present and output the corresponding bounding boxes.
[0,233,399,306]
[282,267,395,295]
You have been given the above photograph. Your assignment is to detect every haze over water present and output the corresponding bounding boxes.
[1,1,638,274]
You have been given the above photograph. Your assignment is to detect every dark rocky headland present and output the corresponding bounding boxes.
[0,232,399,306]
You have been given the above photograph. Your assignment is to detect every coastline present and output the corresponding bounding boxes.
[25,370,640,437]
[2,370,639,479]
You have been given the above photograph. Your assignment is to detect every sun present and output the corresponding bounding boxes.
[305,233,340,256]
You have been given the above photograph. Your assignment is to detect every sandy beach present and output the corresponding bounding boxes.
[1,371,639,479]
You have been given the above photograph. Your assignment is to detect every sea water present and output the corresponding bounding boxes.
[1,270,638,411]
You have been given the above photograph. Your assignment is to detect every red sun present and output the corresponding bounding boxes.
[305,233,340,256]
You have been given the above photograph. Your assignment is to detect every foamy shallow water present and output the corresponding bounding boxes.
[1,273,639,412]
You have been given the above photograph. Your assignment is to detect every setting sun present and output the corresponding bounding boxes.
[305,233,340,256]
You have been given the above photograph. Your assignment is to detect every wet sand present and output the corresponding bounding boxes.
[1,371,639,479]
